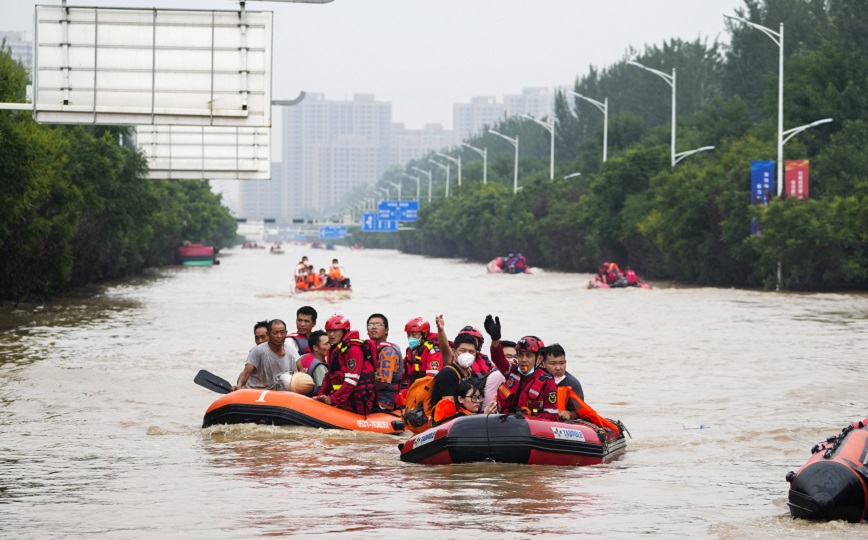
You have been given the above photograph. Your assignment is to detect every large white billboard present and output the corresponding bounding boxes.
[33,5,272,126]
[136,125,271,180]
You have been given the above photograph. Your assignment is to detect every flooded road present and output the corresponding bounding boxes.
[1,245,866,538]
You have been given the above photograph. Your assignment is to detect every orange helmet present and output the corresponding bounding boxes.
[325,314,351,331]
[404,317,430,334]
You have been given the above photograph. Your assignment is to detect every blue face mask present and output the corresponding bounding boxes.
[408,337,421,349]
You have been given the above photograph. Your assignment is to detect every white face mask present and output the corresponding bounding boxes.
[455,352,475,369]
[554,375,566,384]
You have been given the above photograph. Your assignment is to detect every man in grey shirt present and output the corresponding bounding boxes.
[232,319,300,390]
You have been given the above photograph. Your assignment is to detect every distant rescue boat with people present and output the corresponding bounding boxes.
[589,262,651,289]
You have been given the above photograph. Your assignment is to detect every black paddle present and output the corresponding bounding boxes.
[194,369,233,394]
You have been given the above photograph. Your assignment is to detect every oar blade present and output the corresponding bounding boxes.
[194,369,232,394]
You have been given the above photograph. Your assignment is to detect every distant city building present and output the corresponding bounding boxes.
[282,93,391,220]
[239,162,285,221]
[390,122,455,166]
[453,96,505,143]
[504,87,555,120]
[0,31,33,68]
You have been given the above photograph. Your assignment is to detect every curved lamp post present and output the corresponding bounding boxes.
[429,159,450,198]
[401,172,421,201]
[489,129,519,193]
[435,152,462,187]
[521,114,555,180]
[411,166,433,203]
[460,142,487,184]
[568,91,608,163]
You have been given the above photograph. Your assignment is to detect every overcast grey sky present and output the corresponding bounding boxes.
[6,0,747,130]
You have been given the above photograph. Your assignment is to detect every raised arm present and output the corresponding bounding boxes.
[435,314,453,365]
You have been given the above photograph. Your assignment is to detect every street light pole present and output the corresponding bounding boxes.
[388,181,402,201]
[725,15,784,196]
[521,114,555,180]
[411,166,433,203]
[435,152,462,187]
[401,172,421,201]
[489,129,519,194]
[460,142,487,184]
[563,172,582,179]
[568,91,608,162]
[429,159,450,198]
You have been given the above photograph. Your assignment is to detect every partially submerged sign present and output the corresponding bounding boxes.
[33,5,272,126]
[136,125,271,180]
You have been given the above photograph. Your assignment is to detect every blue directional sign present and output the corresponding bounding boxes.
[377,200,418,222]
[362,213,398,232]
[319,225,347,239]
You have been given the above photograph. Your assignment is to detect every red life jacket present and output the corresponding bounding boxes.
[625,269,639,285]
[321,331,376,415]
[496,367,558,419]
[403,339,441,386]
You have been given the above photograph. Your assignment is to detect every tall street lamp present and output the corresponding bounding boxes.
[521,114,555,180]
[435,152,462,187]
[564,172,582,179]
[401,172,421,201]
[388,181,402,201]
[411,166,433,203]
[569,91,608,163]
[429,159,450,198]
[460,142,488,184]
[725,14,784,195]
[628,60,715,167]
[489,129,520,194]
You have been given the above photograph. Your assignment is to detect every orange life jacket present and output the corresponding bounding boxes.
[295,275,308,290]
[556,387,621,435]
[328,266,344,280]
[432,398,473,426]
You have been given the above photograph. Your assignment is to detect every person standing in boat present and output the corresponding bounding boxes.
[326,259,350,289]
[314,315,376,415]
[232,319,300,391]
[252,320,268,347]
[290,305,317,354]
[483,315,559,421]
[296,330,330,395]
[366,313,403,412]
[541,343,585,421]
[401,317,442,388]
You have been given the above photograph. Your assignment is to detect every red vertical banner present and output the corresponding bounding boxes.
[785,160,810,199]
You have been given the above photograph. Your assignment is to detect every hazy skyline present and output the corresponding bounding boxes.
[6,0,747,130]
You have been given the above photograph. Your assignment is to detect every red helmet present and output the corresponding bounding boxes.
[458,326,485,347]
[516,336,544,353]
[404,317,430,334]
[325,314,351,331]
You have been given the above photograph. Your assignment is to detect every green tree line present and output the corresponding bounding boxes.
[0,47,237,302]
[361,0,867,290]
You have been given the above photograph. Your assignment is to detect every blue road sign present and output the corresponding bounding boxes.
[319,225,347,239]
[362,213,398,232]
[377,200,418,222]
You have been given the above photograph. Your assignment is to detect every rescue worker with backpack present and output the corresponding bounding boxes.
[365,313,403,412]
[402,317,442,388]
[483,314,559,421]
[314,314,376,415]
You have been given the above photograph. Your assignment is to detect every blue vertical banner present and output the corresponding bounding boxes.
[750,160,775,235]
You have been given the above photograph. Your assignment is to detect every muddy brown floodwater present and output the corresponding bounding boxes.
[1,245,866,538]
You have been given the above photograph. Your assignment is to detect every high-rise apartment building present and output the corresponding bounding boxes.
[453,96,505,143]
[239,162,285,220]
[0,31,33,68]
[390,123,455,166]
[504,87,555,120]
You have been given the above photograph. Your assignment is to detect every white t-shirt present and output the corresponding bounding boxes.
[245,340,300,388]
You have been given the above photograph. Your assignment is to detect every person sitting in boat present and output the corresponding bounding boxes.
[431,380,497,426]
[296,330,330,395]
[457,325,492,376]
[624,266,640,287]
[402,317,442,389]
[314,315,376,415]
[482,339,514,409]
[295,267,310,291]
[294,256,309,278]
[306,265,323,289]
[483,315,559,421]
[232,319,300,391]
[429,315,476,407]
[504,253,517,273]
[326,259,350,289]
[541,343,585,421]
[252,320,268,347]
[290,305,317,354]
[514,253,528,273]
[366,313,403,412]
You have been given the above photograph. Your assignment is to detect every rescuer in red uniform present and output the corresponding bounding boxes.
[315,314,376,415]
[402,317,442,387]
[483,314,559,421]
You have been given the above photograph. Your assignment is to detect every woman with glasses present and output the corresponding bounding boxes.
[431,380,497,426]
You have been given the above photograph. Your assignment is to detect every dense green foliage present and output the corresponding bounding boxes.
[0,49,237,301]
[371,0,868,290]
